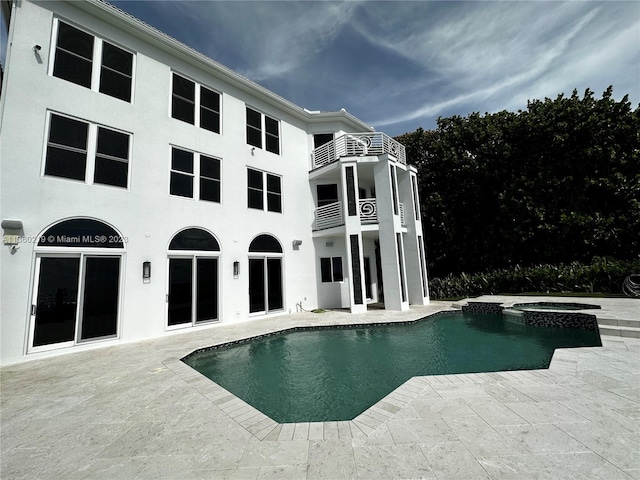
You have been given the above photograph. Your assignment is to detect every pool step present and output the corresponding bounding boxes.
[598,317,640,338]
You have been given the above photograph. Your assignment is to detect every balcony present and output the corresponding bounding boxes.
[313,199,406,231]
[311,132,407,169]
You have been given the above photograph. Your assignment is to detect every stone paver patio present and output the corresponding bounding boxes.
[1,298,638,479]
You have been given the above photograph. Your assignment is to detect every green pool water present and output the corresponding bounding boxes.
[183,312,601,422]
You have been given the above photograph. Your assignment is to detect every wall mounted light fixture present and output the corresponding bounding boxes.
[292,239,302,250]
[143,261,151,283]
[233,261,240,278]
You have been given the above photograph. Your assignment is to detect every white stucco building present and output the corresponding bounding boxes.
[0,0,429,366]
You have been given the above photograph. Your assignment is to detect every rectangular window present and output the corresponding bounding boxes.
[200,155,221,202]
[247,168,264,209]
[171,73,220,134]
[170,148,194,198]
[45,114,89,181]
[320,257,343,283]
[266,174,282,213]
[200,86,221,133]
[44,112,130,188]
[99,42,133,102]
[52,20,133,102]
[170,147,221,202]
[317,184,338,207]
[95,127,130,187]
[246,107,280,154]
[248,168,282,212]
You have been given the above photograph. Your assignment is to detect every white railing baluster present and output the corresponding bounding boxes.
[314,201,344,230]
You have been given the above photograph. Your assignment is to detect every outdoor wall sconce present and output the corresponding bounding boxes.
[292,239,302,250]
[143,261,151,283]
[233,261,240,279]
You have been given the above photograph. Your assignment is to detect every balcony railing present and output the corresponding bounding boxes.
[311,132,407,169]
[313,199,406,231]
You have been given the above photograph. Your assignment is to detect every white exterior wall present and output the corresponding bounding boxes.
[0,0,328,365]
[0,0,428,365]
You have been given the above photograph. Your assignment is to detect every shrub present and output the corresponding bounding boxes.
[428,257,640,299]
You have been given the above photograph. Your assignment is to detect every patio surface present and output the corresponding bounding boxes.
[1,297,639,479]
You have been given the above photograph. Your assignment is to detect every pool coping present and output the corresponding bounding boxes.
[168,305,603,442]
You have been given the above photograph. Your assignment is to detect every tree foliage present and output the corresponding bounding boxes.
[397,87,640,278]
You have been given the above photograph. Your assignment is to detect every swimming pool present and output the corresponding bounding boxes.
[183,311,601,423]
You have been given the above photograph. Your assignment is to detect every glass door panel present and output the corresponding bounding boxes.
[33,257,80,347]
[168,258,193,325]
[196,258,218,322]
[267,258,283,311]
[249,258,265,313]
[81,257,120,340]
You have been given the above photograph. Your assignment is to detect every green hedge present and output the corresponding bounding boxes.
[428,257,640,300]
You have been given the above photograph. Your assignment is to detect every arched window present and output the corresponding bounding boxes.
[248,234,283,314]
[167,228,220,328]
[169,228,219,251]
[249,234,282,253]
[38,218,124,248]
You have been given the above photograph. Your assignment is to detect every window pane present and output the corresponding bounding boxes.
[99,68,132,102]
[313,133,333,149]
[172,74,195,100]
[267,258,283,311]
[265,116,278,136]
[249,258,265,313]
[168,258,192,325]
[248,189,263,209]
[320,258,332,283]
[53,50,92,88]
[317,184,338,206]
[38,219,123,248]
[81,257,119,340]
[97,127,129,159]
[200,178,220,203]
[249,234,282,253]
[101,42,132,75]
[169,228,219,251]
[94,157,128,188]
[246,125,262,148]
[170,172,193,198]
[265,134,279,155]
[332,257,343,282]
[200,108,220,133]
[33,257,80,347]
[266,174,281,194]
[57,22,94,59]
[49,114,88,150]
[53,22,94,88]
[267,193,281,213]
[247,169,263,189]
[246,107,261,128]
[196,258,218,322]
[200,87,219,110]
[45,146,87,181]
[200,156,220,179]
[172,97,195,124]
[172,148,193,173]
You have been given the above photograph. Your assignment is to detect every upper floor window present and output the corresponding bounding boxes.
[44,112,130,188]
[171,73,220,133]
[247,168,281,213]
[246,107,280,154]
[52,20,133,102]
[170,147,221,203]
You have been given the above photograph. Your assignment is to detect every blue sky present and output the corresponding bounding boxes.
[4,1,639,135]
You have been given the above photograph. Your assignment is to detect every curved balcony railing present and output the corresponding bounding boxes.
[313,199,406,231]
[311,132,407,169]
